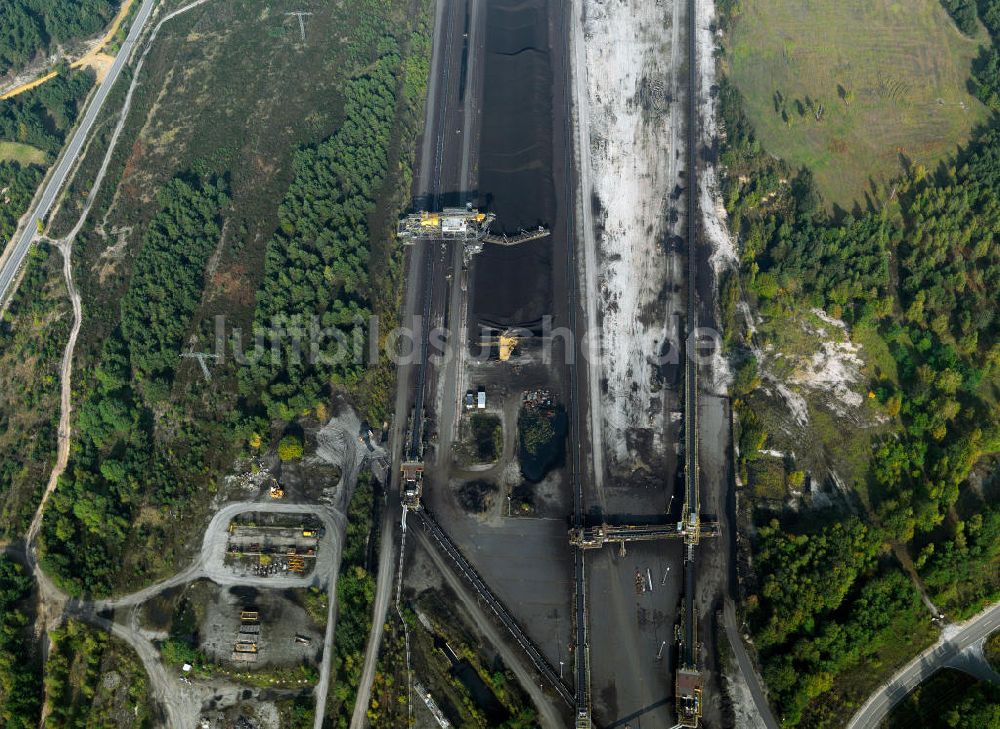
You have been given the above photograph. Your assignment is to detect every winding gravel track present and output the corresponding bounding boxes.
[66,497,350,728]
[59,495,351,729]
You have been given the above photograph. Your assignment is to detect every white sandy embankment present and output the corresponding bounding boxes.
[695,0,738,396]
[572,0,683,475]
[744,305,872,429]
[697,0,737,279]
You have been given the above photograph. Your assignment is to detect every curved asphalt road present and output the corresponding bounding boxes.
[0,0,157,307]
[846,601,1000,729]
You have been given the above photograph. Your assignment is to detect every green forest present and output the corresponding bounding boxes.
[32,0,427,597]
[0,68,95,156]
[0,0,431,719]
[0,556,42,728]
[0,161,42,241]
[119,176,230,383]
[39,175,228,595]
[241,41,402,420]
[720,0,1000,723]
[746,518,931,724]
[327,474,377,726]
[0,0,118,73]
[0,244,67,539]
[722,77,999,540]
[887,668,1000,728]
[941,0,1000,113]
[45,619,151,728]
[0,68,94,247]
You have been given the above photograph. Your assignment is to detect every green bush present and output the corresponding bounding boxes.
[278,434,304,462]
[242,43,402,419]
[0,70,95,155]
[160,638,201,667]
[0,556,42,727]
[941,0,979,35]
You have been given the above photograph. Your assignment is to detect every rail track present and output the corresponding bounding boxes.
[413,507,575,705]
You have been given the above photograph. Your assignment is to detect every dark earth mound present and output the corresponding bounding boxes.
[471,0,555,329]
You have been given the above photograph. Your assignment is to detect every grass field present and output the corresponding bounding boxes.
[0,141,45,165]
[725,0,989,209]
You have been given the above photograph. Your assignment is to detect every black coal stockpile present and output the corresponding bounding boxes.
[472,0,555,329]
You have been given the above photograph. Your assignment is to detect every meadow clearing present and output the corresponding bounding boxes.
[725,0,989,209]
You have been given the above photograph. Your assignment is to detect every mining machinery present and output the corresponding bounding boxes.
[398,207,495,244]
[568,519,718,557]
[476,327,523,361]
[401,460,424,510]
[398,206,551,256]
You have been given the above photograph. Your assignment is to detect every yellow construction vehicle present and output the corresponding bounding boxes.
[269,483,284,499]
[499,331,519,361]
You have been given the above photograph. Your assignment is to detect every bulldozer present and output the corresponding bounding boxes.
[498,331,519,362]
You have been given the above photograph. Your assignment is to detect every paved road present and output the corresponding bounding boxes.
[0,0,157,308]
[846,601,1000,729]
[723,600,780,729]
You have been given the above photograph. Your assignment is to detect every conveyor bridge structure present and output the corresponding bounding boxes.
[479,225,551,248]
[413,505,574,706]
[569,521,718,557]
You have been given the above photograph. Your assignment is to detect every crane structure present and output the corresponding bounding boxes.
[401,461,424,510]
[180,351,219,381]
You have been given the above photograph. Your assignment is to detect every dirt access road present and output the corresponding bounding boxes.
[26,0,215,578]
[30,497,347,729]
[63,482,359,729]
[8,1,376,726]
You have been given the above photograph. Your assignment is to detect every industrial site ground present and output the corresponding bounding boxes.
[8,0,994,726]
[381,0,738,726]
